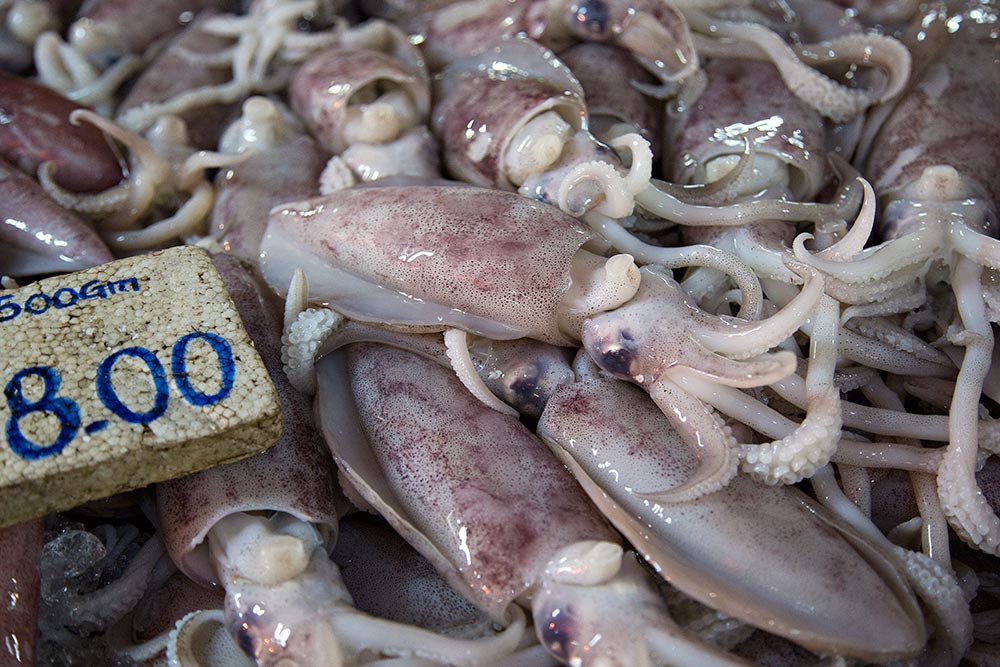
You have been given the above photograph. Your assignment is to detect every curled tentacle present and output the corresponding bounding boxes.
[585,213,763,320]
[283,307,344,395]
[694,266,823,360]
[640,379,739,503]
[557,159,635,218]
[636,178,858,227]
[685,11,909,122]
[807,178,877,261]
[68,109,171,229]
[793,229,939,283]
[444,328,519,418]
[36,161,130,216]
[938,258,1000,555]
[649,138,756,206]
[737,296,841,485]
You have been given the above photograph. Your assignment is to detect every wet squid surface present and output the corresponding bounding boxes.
[0,0,998,666]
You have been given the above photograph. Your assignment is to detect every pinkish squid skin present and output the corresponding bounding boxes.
[403,0,696,85]
[331,515,494,637]
[260,184,593,346]
[0,156,113,277]
[0,73,123,193]
[667,58,829,203]
[317,344,617,623]
[67,0,236,62]
[129,571,226,643]
[115,10,239,148]
[156,254,343,588]
[536,377,927,662]
[433,43,579,187]
[209,135,326,264]
[290,46,431,156]
[0,519,42,666]
[558,42,662,154]
[431,37,632,209]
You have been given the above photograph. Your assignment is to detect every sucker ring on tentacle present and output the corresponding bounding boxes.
[737,295,841,485]
[683,10,910,122]
[937,257,1000,556]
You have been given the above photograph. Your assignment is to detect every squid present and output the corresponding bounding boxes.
[536,375,928,662]
[677,0,911,122]
[289,20,430,156]
[315,343,751,666]
[431,38,764,314]
[114,10,239,148]
[0,73,122,193]
[260,183,823,498]
[557,42,663,155]
[402,0,698,87]
[36,110,243,252]
[159,256,524,666]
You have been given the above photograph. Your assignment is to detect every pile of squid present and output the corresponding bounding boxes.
[1,0,999,664]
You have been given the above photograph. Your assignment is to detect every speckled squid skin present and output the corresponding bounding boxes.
[347,344,617,622]
[402,0,553,70]
[537,378,927,663]
[0,157,113,277]
[156,255,343,587]
[666,59,829,201]
[332,515,492,635]
[432,38,588,190]
[261,185,593,346]
[130,571,226,642]
[559,43,662,154]
[290,47,430,155]
[0,519,42,666]
[72,0,236,56]
[116,11,237,148]
[865,20,1000,220]
[0,73,122,193]
[209,135,326,263]
[433,74,586,190]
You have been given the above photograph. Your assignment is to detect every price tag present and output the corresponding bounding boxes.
[0,246,282,526]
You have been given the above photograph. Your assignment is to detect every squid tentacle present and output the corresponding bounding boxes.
[638,379,739,503]
[69,109,171,230]
[694,266,823,359]
[586,213,764,320]
[938,258,1000,555]
[685,11,905,122]
[444,328,519,417]
[737,296,841,484]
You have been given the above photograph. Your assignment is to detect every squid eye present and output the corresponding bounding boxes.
[233,618,263,659]
[568,0,612,39]
[590,330,639,379]
[538,606,579,663]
